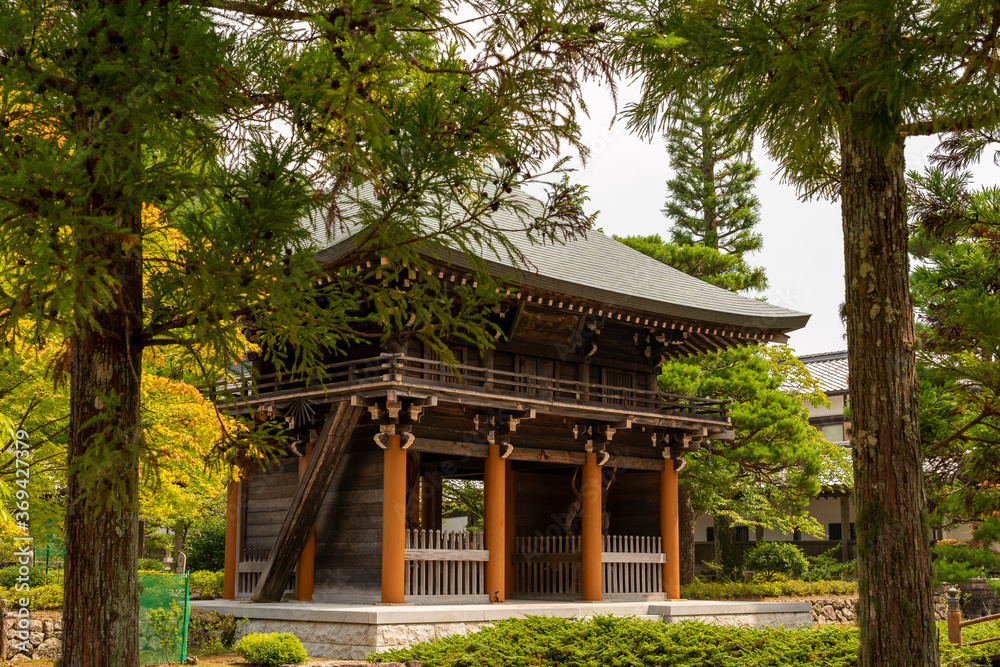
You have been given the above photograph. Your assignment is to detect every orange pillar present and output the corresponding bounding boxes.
[581,453,602,602]
[505,461,516,598]
[485,443,506,602]
[297,442,316,601]
[661,461,680,599]
[382,434,406,603]
[223,480,238,600]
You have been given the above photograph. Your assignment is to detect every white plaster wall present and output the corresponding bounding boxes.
[806,394,846,420]
[697,496,856,542]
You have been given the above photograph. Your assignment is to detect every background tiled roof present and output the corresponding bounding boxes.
[799,350,849,394]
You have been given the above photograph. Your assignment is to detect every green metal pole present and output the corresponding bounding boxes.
[180,572,190,663]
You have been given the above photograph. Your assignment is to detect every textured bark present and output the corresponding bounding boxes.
[678,487,695,584]
[841,130,938,667]
[713,514,738,578]
[63,206,143,665]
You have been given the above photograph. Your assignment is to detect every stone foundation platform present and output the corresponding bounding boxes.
[193,598,812,660]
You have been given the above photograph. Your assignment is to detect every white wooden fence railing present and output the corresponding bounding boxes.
[513,535,666,599]
[404,529,489,602]
[602,535,664,598]
[513,535,582,597]
[236,548,296,599]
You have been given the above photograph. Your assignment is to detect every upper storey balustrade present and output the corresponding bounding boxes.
[215,353,729,428]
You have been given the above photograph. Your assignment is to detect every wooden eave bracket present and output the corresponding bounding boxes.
[373,423,415,450]
[473,408,535,451]
[352,393,435,450]
[660,444,689,472]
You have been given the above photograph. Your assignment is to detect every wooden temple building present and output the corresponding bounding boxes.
[220,195,810,606]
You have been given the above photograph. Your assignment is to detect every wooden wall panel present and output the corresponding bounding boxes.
[515,471,579,538]
[243,458,298,549]
[311,436,384,600]
[606,471,660,537]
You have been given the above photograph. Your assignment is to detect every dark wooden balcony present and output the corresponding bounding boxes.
[215,354,730,429]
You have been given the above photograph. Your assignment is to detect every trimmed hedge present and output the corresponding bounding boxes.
[0,565,48,588]
[189,570,224,598]
[236,632,307,666]
[0,584,64,610]
[681,578,858,600]
[744,541,809,578]
[371,615,1000,667]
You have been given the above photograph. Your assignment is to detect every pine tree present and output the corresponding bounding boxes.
[663,94,764,263]
[620,0,1000,660]
[0,0,611,662]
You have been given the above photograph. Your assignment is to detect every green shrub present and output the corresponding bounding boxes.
[0,584,64,610]
[681,578,858,600]
[802,547,856,582]
[187,516,226,572]
[189,570,225,598]
[138,569,171,577]
[0,565,49,588]
[370,615,997,667]
[236,632,307,666]
[138,558,164,571]
[46,569,64,585]
[743,541,809,578]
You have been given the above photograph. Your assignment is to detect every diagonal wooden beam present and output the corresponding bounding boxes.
[252,401,363,602]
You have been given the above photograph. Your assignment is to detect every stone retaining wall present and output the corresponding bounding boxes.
[2,614,62,662]
[810,591,949,626]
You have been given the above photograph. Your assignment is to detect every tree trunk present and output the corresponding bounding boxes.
[840,129,938,667]
[678,487,695,584]
[713,514,738,579]
[62,158,143,663]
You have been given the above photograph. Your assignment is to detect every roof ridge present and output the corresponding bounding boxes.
[798,350,848,363]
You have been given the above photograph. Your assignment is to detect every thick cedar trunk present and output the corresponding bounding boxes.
[678,486,695,584]
[713,514,738,579]
[63,208,143,665]
[841,130,938,666]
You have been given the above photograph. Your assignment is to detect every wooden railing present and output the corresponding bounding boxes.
[236,548,296,599]
[948,587,1000,647]
[513,534,665,599]
[602,535,664,598]
[404,529,489,601]
[214,354,729,422]
[514,535,582,597]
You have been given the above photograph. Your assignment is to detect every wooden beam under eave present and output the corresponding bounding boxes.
[408,438,666,470]
[252,401,363,602]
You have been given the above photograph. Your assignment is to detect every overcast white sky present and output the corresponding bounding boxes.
[553,81,999,356]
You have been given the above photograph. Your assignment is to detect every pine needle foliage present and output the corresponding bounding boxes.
[372,615,999,667]
[615,0,1000,660]
[663,93,764,267]
[909,169,1000,528]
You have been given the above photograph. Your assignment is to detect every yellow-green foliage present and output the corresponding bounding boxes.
[0,584,63,610]
[681,578,858,600]
[189,570,224,598]
[372,615,1000,667]
[138,569,172,577]
[236,632,307,666]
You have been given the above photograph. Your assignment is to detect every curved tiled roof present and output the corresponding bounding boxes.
[799,350,849,394]
[308,189,811,333]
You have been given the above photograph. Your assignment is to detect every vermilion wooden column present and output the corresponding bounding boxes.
[297,442,316,601]
[661,461,680,599]
[581,453,602,602]
[223,480,238,600]
[505,461,516,598]
[382,434,406,603]
[485,443,506,602]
